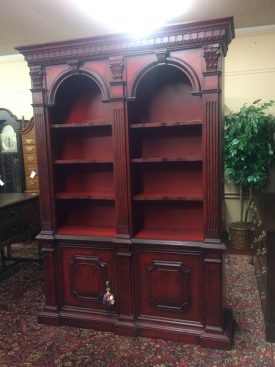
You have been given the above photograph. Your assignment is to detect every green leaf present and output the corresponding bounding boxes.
[224,100,275,221]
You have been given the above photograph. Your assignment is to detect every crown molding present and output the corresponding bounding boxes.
[0,54,24,63]
[236,24,275,36]
[16,17,234,66]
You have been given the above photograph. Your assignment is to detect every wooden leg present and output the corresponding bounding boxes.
[0,248,6,268]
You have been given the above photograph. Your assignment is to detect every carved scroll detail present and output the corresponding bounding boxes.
[203,45,221,72]
[29,65,44,89]
[109,56,124,81]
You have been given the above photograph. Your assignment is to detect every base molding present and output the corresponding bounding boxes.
[200,309,234,350]
[136,308,234,350]
[38,306,60,326]
[114,320,138,337]
[37,307,234,350]
[265,322,275,342]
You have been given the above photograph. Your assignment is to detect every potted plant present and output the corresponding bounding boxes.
[224,99,275,249]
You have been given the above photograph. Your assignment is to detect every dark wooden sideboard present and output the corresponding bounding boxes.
[0,193,40,270]
[252,193,275,341]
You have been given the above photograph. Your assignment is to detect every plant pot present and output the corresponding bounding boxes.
[229,222,252,250]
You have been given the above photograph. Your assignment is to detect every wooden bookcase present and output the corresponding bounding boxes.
[18,17,235,349]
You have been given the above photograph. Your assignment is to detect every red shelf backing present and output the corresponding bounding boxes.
[56,200,116,229]
[133,201,204,238]
[54,165,114,194]
[64,88,111,123]
[52,128,113,162]
[134,229,204,242]
[132,162,203,196]
[57,225,116,237]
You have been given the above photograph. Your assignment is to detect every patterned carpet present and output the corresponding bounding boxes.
[0,244,274,367]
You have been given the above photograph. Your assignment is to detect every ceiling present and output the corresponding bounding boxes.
[1,0,275,56]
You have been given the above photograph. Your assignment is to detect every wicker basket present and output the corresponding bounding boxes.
[229,222,252,250]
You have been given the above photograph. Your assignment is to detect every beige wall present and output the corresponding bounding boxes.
[1,26,275,227]
[225,27,275,114]
[0,55,32,119]
[224,26,275,228]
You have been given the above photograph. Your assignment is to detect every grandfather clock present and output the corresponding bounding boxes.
[0,108,25,192]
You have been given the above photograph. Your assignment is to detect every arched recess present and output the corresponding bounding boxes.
[48,70,111,124]
[49,69,110,105]
[129,57,201,100]
[128,58,202,124]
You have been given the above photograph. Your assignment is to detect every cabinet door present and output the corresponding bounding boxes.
[60,245,117,311]
[136,250,202,322]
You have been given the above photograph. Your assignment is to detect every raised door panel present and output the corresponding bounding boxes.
[60,246,117,311]
[136,250,202,322]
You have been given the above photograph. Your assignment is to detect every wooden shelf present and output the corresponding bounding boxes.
[54,159,113,165]
[57,225,116,237]
[51,121,112,129]
[130,120,202,129]
[134,228,204,242]
[131,157,202,163]
[56,192,115,200]
[133,193,203,201]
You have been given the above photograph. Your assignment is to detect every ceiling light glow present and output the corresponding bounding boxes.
[73,0,192,38]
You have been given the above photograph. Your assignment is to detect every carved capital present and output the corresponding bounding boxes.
[155,49,169,64]
[29,65,44,89]
[67,59,82,72]
[203,44,221,72]
[109,56,124,81]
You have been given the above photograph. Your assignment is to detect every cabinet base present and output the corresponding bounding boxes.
[136,308,234,350]
[266,322,275,342]
[38,306,60,326]
[38,308,234,350]
[200,308,234,350]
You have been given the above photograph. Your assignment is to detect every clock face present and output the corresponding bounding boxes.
[0,125,18,153]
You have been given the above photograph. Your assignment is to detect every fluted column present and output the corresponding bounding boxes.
[29,64,54,235]
[109,56,135,335]
[109,56,131,237]
[29,64,58,323]
[202,44,224,242]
